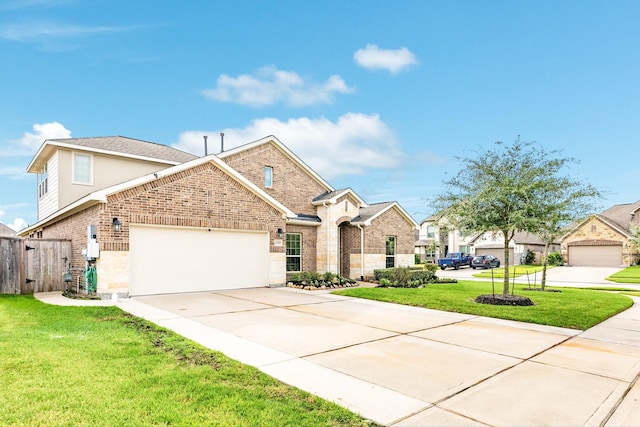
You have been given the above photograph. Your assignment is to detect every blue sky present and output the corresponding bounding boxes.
[1,0,639,231]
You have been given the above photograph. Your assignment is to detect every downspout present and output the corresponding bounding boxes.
[322,201,330,272]
[356,224,365,280]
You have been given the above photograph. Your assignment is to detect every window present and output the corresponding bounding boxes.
[73,153,92,184]
[286,233,301,272]
[459,245,470,254]
[38,163,48,198]
[426,225,436,238]
[385,236,395,268]
[264,166,273,188]
[425,245,436,258]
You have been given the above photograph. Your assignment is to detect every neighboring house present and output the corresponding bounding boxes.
[19,135,418,298]
[561,201,640,267]
[415,213,476,262]
[470,231,560,265]
[0,223,17,237]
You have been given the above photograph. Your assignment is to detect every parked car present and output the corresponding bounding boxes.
[437,252,474,270]
[471,255,500,269]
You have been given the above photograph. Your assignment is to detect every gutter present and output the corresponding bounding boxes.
[356,224,365,280]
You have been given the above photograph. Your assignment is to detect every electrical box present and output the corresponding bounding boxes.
[86,241,100,259]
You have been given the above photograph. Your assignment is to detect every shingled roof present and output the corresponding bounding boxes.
[0,223,17,236]
[28,136,198,172]
[599,201,640,232]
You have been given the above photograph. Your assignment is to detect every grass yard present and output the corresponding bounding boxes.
[472,264,551,278]
[606,265,640,284]
[0,295,372,427]
[334,280,632,330]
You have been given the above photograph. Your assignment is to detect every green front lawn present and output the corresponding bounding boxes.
[473,264,551,278]
[0,296,371,427]
[334,281,632,330]
[606,265,640,284]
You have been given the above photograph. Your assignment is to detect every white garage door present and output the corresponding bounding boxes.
[569,245,622,267]
[129,225,269,296]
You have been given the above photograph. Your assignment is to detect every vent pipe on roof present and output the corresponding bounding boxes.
[203,135,208,156]
[220,132,224,153]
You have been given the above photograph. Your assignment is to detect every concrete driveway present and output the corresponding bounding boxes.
[99,284,640,427]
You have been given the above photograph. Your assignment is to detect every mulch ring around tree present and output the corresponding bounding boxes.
[474,294,534,306]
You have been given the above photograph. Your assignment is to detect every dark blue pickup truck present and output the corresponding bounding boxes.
[437,252,474,270]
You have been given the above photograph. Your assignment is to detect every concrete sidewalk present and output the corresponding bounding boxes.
[35,288,640,426]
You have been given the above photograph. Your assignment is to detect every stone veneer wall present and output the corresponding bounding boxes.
[561,216,631,264]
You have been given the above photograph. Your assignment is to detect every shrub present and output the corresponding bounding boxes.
[373,267,437,287]
[546,251,564,266]
[523,249,536,265]
[414,253,422,264]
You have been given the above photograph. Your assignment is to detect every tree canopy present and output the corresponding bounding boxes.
[433,137,601,295]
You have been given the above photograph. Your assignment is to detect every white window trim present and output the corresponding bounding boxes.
[386,236,396,268]
[264,166,273,189]
[72,152,93,185]
[286,232,302,272]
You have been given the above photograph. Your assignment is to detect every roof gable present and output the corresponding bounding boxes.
[0,223,17,236]
[27,136,198,173]
[19,154,295,236]
[312,188,367,207]
[562,213,631,241]
[352,202,418,228]
[598,201,640,232]
[218,135,334,193]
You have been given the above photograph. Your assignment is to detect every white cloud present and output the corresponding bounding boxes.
[0,204,29,232]
[202,66,354,107]
[0,21,133,44]
[0,121,71,156]
[4,218,28,232]
[0,166,30,180]
[354,44,418,74]
[173,113,403,179]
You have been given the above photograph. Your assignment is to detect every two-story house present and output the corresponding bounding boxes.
[19,135,418,298]
[415,214,475,262]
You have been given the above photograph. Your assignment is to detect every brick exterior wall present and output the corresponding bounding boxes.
[285,224,317,275]
[38,204,102,285]
[364,207,416,256]
[37,161,287,292]
[222,142,329,215]
[340,223,361,277]
[101,162,286,249]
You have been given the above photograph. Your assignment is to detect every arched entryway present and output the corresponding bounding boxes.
[338,219,359,279]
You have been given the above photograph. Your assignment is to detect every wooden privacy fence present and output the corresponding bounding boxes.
[0,238,72,294]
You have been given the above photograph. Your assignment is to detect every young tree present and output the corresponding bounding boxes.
[534,182,601,290]
[433,137,594,296]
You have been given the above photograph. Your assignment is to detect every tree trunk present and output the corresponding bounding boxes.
[541,242,550,291]
[502,233,510,295]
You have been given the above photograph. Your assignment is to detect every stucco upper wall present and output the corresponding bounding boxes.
[563,216,629,246]
[365,207,416,254]
[55,148,176,210]
[221,142,330,215]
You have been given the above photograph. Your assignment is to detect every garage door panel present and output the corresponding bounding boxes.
[569,245,622,267]
[475,248,514,265]
[130,225,268,296]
